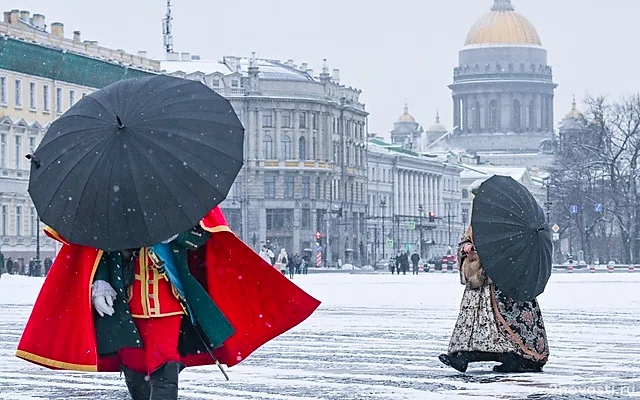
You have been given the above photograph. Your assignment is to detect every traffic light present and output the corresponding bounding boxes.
[429,211,435,222]
[316,231,321,240]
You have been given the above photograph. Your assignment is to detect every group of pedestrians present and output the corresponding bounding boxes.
[389,250,423,275]
[259,246,310,279]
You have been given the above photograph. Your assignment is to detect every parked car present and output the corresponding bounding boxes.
[426,256,443,271]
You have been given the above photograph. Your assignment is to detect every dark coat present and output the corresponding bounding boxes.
[93,227,235,357]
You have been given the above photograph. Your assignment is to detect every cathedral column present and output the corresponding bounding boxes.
[453,96,460,132]
[257,109,264,159]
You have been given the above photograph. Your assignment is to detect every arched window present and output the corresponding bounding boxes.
[263,135,274,159]
[512,100,521,132]
[488,100,498,132]
[528,100,536,131]
[312,137,317,159]
[473,101,481,132]
[298,136,307,160]
[281,135,292,160]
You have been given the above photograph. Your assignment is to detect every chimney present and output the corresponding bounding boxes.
[166,52,180,61]
[32,14,45,30]
[137,50,148,58]
[73,30,81,43]
[300,62,308,71]
[191,54,200,60]
[181,52,191,61]
[50,22,64,37]
[332,68,340,83]
[10,9,19,24]
[285,59,294,67]
[3,12,10,23]
[19,10,29,22]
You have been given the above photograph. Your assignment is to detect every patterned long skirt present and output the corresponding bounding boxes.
[448,283,549,364]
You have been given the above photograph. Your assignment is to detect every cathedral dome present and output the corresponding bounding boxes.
[398,103,416,123]
[565,95,583,119]
[427,110,447,133]
[465,0,541,47]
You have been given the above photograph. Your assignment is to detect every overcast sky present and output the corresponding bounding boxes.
[10,0,640,137]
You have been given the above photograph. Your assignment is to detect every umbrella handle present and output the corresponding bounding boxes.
[25,154,41,169]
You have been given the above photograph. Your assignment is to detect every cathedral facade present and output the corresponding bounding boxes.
[448,0,557,168]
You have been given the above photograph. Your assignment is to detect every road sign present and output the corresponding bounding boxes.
[408,221,416,230]
[386,239,394,248]
[552,224,560,233]
[316,245,322,252]
[552,233,560,241]
[570,205,578,214]
[595,203,603,213]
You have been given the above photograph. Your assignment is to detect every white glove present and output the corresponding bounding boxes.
[92,280,117,317]
[162,234,179,244]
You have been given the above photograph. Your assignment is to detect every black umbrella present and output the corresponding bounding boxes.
[471,175,552,301]
[27,74,244,251]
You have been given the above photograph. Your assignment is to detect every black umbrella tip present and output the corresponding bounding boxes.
[116,116,125,129]
[25,153,41,169]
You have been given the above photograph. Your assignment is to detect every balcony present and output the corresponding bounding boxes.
[257,160,334,171]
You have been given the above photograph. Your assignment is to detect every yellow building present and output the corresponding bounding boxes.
[0,9,159,269]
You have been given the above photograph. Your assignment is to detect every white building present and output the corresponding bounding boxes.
[366,137,463,262]
[162,54,368,265]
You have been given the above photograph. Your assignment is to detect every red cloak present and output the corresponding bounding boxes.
[16,207,320,372]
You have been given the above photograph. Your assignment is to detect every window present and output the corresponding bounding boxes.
[1,205,6,235]
[0,134,6,168]
[43,85,50,112]
[513,100,522,131]
[263,135,274,159]
[298,136,306,160]
[69,89,76,107]
[56,87,63,114]
[15,79,23,107]
[281,135,292,160]
[29,136,36,154]
[281,112,291,128]
[14,135,21,170]
[473,100,481,132]
[264,175,276,198]
[301,176,310,198]
[462,208,469,225]
[315,178,321,199]
[231,80,239,88]
[15,206,22,236]
[462,188,469,199]
[211,79,220,87]
[266,209,293,231]
[528,100,536,131]
[301,208,311,228]
[284,175,294,198]
[30,207,36,236]
[27,82,37,110]
[311,113,317,129]
[312,137,317,159]
[262,112,273,127]
[299,112,307,128]
[0,77,6,104]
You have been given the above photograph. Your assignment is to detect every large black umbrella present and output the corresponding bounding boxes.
[471,175,552,301]
[28,74,244,251]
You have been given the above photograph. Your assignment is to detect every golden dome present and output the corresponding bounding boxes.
[398,103,415,123]
[566,95,583,119]
[465,1,541,47]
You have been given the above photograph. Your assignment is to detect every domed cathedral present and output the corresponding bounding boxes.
[391,103,424,150]
[448,0,557,168]
[558,96,586,152]
[425,110,448,145]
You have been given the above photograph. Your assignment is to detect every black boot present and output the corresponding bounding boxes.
[492,353,543,373]
[439,353,468,373]
[149,362,183,400]
[122,365,150,400]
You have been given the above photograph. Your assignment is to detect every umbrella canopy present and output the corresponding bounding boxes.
[28,74,244,251]
[471,175,552,301]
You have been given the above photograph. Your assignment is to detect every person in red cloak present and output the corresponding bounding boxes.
[16,207,320,400]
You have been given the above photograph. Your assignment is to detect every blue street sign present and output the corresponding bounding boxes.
[316,246,322,252]
[570,205,578,214]
[595,203,603,213]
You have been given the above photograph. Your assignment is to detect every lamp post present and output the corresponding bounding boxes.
[418,204,424,258]
[380,198,386,259]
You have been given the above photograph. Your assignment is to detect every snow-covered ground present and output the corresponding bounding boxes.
[1,272,639,399]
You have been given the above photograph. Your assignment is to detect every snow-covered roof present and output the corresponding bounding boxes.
[160,60,228,75]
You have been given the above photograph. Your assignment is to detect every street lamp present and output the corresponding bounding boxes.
[418,204,424,258]
[380,198,386,259]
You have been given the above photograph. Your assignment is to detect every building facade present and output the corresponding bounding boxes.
[367,137,463,262]
[0,9,158,264]
[390,103,423,151]
[163,55,368,265]
[447,0,557,169]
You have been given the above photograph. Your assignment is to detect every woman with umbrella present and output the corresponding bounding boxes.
[439,176,551,373]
